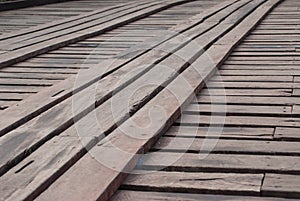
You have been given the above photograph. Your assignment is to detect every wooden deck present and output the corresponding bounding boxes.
[0,0,299,200]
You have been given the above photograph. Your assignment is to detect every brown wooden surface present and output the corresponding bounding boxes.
[1,0,300,200]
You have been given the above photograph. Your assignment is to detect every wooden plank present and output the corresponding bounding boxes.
[224,61,300,66]
[122,171,264,195]
[262,174,300,198]
[139,152,300,174]
[274,127,300,140]
[0,93,30,101]
[196,95,300,106]
[34,1,282,200]
[211,75,293,82]
[221,65,300,70]
[164,126,274,139]
[0,72,67,80]
[0,78,58,86]
[177,114,300,127]
[0,67,79,74]
[199,88,292,96]
[185,104,291,116]
[295,76,300,82]
[154,137,300,155]
[219,69,300,76]
[112,190,292,201]
[207,81,300,89]
[228,56,300,61]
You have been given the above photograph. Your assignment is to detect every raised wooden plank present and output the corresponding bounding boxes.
[262,174,300,198]
[185,104,291,116]
[164,126,274,139]
[154,137,300,155]
[139,152,300,174]
[177,114,300,127]
[122,171,264,195]
[34,1,282,200]
[274,127,300,140]
[112,190,292,201]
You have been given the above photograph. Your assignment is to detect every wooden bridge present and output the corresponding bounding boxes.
[0,0,299,200]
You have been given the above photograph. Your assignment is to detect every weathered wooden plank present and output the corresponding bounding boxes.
[0,72,67,80]
[196,95,300,106]
[224,61,300,66]
[140,152,300,174]
[219,69,300,76]
[262,174,300,198]
[274,127,300,140]
[122,171,264,195]
[211,75,293,82]
[164,126,274,139]
[221,65,300,70]
[232,52,300,57]
[0,78,58,86]
[112,190,292,201]
[185,104,291,116]
[228,56,300,61]
[295,76,300,82]
[177,114,300,127]
[207,81,300,89]
[199,88,292,96]
[0,67,79,74]
[0,93,30,101]
[154,137,300,155]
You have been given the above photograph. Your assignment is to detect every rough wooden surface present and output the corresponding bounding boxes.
[1,0,300,200]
